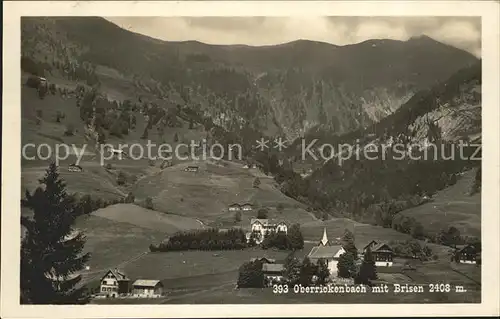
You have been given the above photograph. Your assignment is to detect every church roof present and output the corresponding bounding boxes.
[319,227,330,246]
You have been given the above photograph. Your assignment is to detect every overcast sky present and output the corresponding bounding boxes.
[105,17,481,57]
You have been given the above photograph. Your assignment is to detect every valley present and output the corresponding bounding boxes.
[19,16,482,305]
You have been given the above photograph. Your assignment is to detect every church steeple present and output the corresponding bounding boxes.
[319,227,330,246]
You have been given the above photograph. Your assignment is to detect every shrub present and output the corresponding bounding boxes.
[116,171,127,185]
[125,192,135,203]
[237,261,264,288]
[145,197,154,210]
[49,83,57,95]
[64,124,75,136]
[253,177,261,188]
[257,208,268,219]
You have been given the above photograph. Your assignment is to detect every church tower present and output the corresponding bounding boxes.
[319,227,330,246]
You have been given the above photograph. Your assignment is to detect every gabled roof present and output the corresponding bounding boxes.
[308,245,344,259]
[361,240,378,250]
[371,243,393,253]
[229,203,241,207]
[250,257,276,264]
[241,203,253,207]
[262,263,284,273]
[457,243,481,253]
[250,218,268,225]
[102,269,130,282]
[132,279,162,287]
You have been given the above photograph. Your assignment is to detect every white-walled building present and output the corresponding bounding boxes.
[99,269,130,297]
[307,228,346,276]
[132,279,164,298]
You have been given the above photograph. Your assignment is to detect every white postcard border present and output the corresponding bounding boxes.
[2,1,499,318]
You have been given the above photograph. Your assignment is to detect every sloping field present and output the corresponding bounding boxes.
[395,168,481,237]
[76,214,165,271]
[92,203,203,232]
[131,160,314,225]
[21,162,126,201]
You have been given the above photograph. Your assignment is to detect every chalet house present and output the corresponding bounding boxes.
[228,203,241,211]
[454,243,481,264]
[68,164,83,172]
[369,243,394,267]
[241,203,253,211]
[132,279,164,298]
[100,269,130,297]
[262,263,285,286]
[184,166,199,172]
[243,164,250,169]
[249,219,288,244]
[307,228,346,276]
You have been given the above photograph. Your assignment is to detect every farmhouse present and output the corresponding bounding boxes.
[68,164,83,172]
[184,166,199,172]
[99,269,130,297]
[132,279,164,298]
[262,263,285,286]
[370,243,394,267]
[454,243,481,264]
[241,203,253,211]
[307,229,346,276]
[228,203,241,211]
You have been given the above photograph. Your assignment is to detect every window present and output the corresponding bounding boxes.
[102,280,107,285]
[101,287,105,292]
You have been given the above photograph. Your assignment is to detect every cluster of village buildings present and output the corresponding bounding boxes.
[248,227,481,286]
[86,221,480,298]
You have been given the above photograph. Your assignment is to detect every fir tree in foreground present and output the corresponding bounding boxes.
[21,163,90,304]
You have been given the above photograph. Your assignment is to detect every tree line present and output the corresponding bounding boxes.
[149,228,248,252]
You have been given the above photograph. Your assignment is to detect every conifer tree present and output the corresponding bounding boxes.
[299,257,317,285]
[284,252,301,286]
[337,252,356,278]
[287,223,304,250]
[356,247,377,284]
[21,163,90,304]
[316,258,330,285]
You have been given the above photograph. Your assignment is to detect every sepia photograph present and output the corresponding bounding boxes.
[2,1,499,318]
